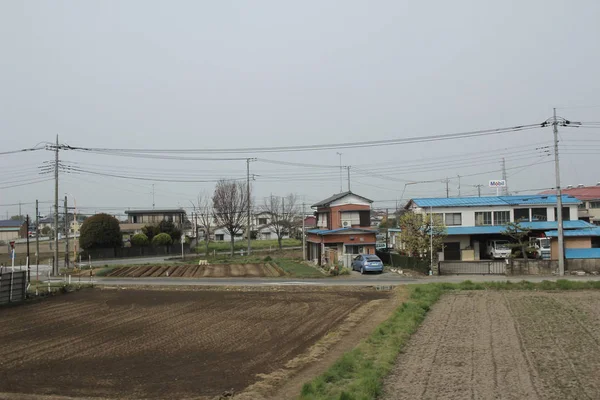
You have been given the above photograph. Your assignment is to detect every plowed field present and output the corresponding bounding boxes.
[383,291,600,400]
[106,263,285,278]
[0,287,388,399]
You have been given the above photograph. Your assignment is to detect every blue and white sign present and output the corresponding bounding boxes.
[488,180,506,188]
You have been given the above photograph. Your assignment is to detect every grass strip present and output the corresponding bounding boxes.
[300,279,600,400]
[300,284,443,400]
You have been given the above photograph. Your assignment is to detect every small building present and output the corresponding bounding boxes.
[0,220,27,241]
[253,211,290,241]
[124,209,186,228]
[214,227,245,242]
[306,191,377,266]
[545,227,600,259]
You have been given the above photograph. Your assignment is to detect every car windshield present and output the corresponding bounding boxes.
[365,256,380,261]
[495,242,509,250]
[540,238,550,249]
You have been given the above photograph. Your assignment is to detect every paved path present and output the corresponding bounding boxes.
[46,274,600,287]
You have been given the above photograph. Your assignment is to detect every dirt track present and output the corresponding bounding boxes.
[106,263,285,278]
[383,291,600,400]
[0,287,387,399]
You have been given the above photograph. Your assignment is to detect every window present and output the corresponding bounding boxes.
[590,202,600,209]
[531,208,547,221]
[445,213,462,226]
[432,213,443,223]
[514,208,529,222]
[578,203,587,209]
[258,218,268,225]
[346,245,360,255]
[475,212,492,226]
[493,211,510,225]
[554,207,571,221]
[215,234,224,241]
[341,211,360,227]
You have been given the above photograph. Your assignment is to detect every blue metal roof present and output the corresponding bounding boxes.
[566,248,600,259]
[307,227,376,235]
[446,220,593,236]
[545,227,600,237]
[410,195,580,208]
[0,220,24,228]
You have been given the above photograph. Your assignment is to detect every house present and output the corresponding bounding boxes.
[306,191,377,266]
[253,211,290,240]
[544,227,600,260]
[0,220,27,241]
[124,209,187,228]
[541,184,600,225]
[214,227,245,242]
[405,195,587,261]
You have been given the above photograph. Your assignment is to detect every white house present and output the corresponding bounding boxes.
[213,227,245,242]
[254,212,290,241]
[405,194,588,261]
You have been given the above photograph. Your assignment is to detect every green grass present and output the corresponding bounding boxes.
[299,280,600,400]
[300,284,443,400]
[195,238,301,253]
[274,259,325,278]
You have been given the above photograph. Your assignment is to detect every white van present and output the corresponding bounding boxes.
[486,240,511,259]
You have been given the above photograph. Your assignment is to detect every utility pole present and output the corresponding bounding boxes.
[246,158,253,255]
[501,158,509,195]
[26,215,30,283]
[302,202,306,261]
[553,108,565,276]
[35,200,39,280]
[385,208,389,249]
[457,175,461,196]
[53,135,59,276]
[64,195,69,269]
[475,184,483,197]
[444,178,450,198]
[429,206,434,275]
[152,184,155,209]
[336,152,343,193]
[19,201,21,218]
[346,166,351,191]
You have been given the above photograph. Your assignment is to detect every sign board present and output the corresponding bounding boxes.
[488,180,506,188]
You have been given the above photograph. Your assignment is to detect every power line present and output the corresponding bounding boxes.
[61,123,543,154]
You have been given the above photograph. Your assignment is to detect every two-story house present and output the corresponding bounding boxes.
[253,211,290,241]
[306,191,377,266]
[405,195,592,261]
[541,184,600,225]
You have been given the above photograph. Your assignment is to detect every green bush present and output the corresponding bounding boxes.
[152,233,173,247]
[79,213,122,250]
[131,233,149,247]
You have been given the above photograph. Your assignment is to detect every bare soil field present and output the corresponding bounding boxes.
[383,290,600,400]
[106,263,285,278]
[0,287,389,400]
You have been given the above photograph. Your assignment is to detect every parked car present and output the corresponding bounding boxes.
[351,254,384,274]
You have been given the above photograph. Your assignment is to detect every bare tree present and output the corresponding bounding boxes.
[262,193,299,250]
[212,180,249,256]
[192,193,214,256]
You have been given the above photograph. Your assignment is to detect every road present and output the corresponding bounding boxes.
[47,273,600,287]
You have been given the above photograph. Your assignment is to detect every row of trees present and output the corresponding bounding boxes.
[192,180,299,256]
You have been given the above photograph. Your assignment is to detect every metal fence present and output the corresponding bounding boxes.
[0,270,27,305]
[438,260,506,275]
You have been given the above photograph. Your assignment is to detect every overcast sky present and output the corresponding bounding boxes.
[1,0,599,219]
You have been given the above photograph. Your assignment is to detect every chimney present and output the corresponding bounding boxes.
[578,184,585,188]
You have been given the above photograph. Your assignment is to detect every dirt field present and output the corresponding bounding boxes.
[106,263,285,278]
[383,290,600,400]
[0,287,389,399]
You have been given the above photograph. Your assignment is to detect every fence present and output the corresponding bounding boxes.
[0,270,27,305]
[439,260,506,275]
[81,244,191,260]
[376,251,431,274]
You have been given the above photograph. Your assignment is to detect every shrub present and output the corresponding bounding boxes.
[79,213,122,250]
[131,233,149,247]
[152,232,173,247]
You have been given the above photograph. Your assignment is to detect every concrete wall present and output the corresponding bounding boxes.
[506,260,558,275]
[551,237,591,260]
[567,259,600,273]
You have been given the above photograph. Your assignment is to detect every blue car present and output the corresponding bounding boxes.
[351,254,384,274]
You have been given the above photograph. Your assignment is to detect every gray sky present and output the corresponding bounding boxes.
[1,0,600,219]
